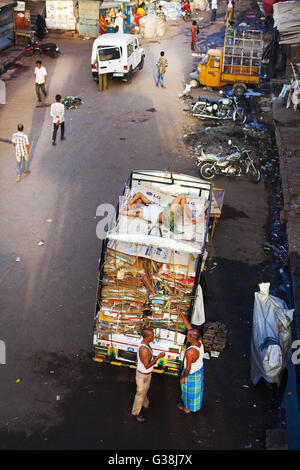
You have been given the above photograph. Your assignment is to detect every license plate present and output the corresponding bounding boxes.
[113,73,124,77]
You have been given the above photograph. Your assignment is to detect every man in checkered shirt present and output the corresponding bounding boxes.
[12,124,30,183]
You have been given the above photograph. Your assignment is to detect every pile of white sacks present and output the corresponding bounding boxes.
[139,14,166,38]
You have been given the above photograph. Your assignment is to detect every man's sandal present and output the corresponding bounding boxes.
[177,403,190,414]
[135,415,146,423]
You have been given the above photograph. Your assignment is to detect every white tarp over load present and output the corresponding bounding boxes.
[250,283,294,386]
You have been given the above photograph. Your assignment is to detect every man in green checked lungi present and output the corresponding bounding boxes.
[177,310,204,414]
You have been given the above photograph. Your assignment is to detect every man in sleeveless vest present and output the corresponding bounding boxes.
[178,310,204,413]
[131,328,165,422]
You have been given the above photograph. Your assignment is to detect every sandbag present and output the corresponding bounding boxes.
[250,283,294,386]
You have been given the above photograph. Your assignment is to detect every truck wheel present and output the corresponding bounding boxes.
[233,83,247,97]
[188,78,199,88]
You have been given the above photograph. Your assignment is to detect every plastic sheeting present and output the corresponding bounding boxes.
[250,283,294,386]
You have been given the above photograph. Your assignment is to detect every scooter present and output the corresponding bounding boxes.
[196,140,261,183]
[25,40,60,58]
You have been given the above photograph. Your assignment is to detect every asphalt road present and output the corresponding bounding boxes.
[0,15,282,450]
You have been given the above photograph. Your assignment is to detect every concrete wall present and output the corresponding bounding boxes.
[78,0,100,37]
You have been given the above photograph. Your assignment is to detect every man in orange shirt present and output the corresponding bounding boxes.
[191,21,198,51]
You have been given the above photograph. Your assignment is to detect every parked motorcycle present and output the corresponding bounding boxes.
[196,141,261,183]
[187,91,247,124]
[25,40,60,58]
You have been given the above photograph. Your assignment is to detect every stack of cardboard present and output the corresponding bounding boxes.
[273,1,300,45]
[95,183,209,345]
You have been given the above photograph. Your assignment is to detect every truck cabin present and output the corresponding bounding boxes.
[197,48,223,88]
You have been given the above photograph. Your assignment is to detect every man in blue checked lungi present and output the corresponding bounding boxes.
[177,310,204,414]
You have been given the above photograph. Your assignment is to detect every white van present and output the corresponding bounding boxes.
[91,33,145,82]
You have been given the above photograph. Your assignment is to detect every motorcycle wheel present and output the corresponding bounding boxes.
[233,107,246,125]
[25,49,35,57]
[247,163,261,183]
[192,102,206,114]
[199,163,216,181]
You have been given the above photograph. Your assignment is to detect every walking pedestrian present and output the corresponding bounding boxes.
[210,0,218,22]
[191,21,198,51]
[50,94,65,146]
[177,310,204,414]
[34,60,47,102]
[225,0,234,26]
[131,327,165,422]
[12,124,30,183]
[227,20,235,45]
[156,51,168,88]
[36,14,47,40]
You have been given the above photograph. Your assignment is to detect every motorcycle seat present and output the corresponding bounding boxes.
[198,97,216,103]
[41,43,57,48]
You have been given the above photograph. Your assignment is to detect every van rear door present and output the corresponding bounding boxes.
[97,46,122,74]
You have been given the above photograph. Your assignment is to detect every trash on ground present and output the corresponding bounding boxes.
[62,96,84,110]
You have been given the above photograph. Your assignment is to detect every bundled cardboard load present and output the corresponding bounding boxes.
[95,182,209,346]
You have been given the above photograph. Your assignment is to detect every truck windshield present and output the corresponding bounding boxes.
[97,47,121,61]
[199,53,209,66]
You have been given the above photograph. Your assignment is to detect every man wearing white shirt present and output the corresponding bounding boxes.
[210,0,217,22]
[50,94,65,146]
[34,60,47,102]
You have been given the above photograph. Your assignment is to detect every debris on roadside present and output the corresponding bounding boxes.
[62,96,84,110]
[202,322,227,358]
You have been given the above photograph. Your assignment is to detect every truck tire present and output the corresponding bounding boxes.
[233,83,247,97]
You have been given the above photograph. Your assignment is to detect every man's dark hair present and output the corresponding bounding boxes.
[36,60,42,65]
[17,124,24,131]
[188,329,201,340]
[55,94,62,101]
[192,20,197,25]
[160,51,164,56]
[230,21,235,26]
[142,328,153,338]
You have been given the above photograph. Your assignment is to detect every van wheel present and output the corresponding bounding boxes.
[139,57,144,70]
[126,67,133,83]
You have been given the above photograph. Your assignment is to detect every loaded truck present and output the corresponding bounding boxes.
[189,29,264,96]
[92,170,212,376]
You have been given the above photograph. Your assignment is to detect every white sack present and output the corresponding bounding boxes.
[250,283,294,386]
[193,0,209,11]
[156,16,166,37]
[139,14,158,38]
[191,284,205,326]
